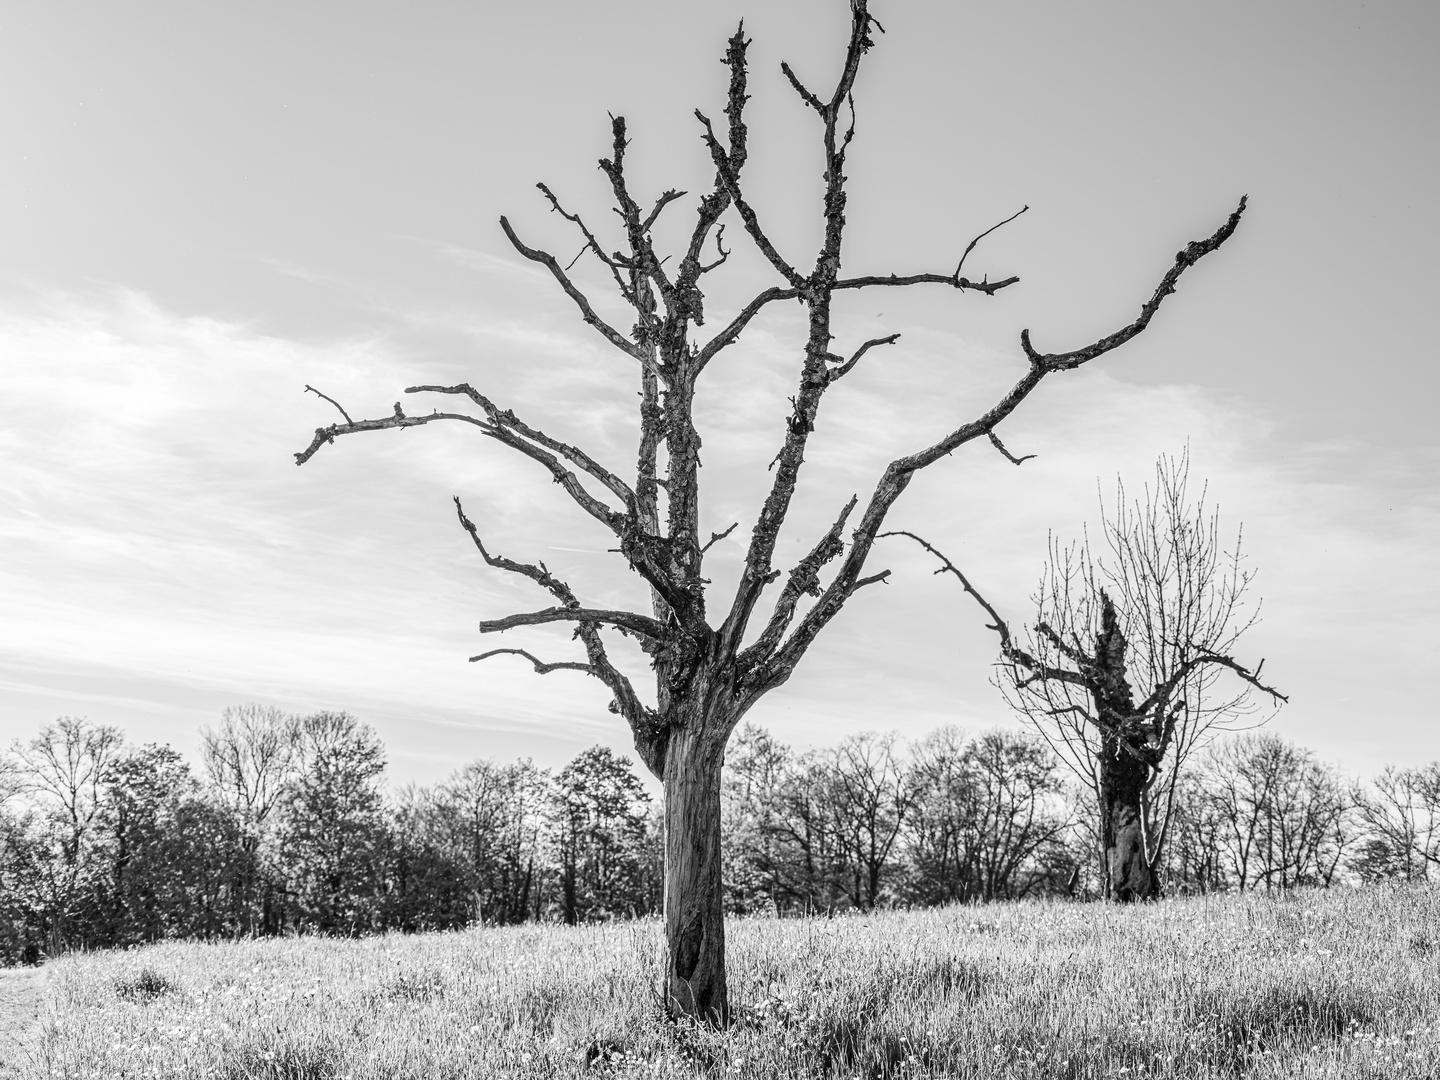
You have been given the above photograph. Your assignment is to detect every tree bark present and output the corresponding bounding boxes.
[1092,591,1160,902]
[1099,735,1156,901]
[661,723,730,1025]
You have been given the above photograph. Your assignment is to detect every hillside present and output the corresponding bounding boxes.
[3,884,1436,1079]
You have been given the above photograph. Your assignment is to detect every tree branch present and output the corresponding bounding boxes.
[955,205,1029,279]
[880,530,1016,651]
[499,215,654,369]
[598,115,677,306]
[642,188,687,233]
[453,498,662,762]
[676,24,751,305]
[696,109,805,290]
[780,61,824,112]
[407,383,635,507]
[987,431,1035,466]
[454,496,587,603]
[1133,648,1288,718]
[700,522,739,556]
[1020,196,1248,372]
[469,648,593,675]
[695,285,802,372]
[759,199,1249,678]
[535,181,640,310]
[303,384,352,424]
[294,409,485,467]
[295,388,695,615]
[478,605,666,640]
[738,496,857,669]
[829,333,901,381]
[833,271,1020,297]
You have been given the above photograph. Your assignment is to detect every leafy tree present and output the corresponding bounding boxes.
[0,801,48,964]
[94,743,197,945]
[274,711,388,933]
[766,748,851,913]
[423,757,551,924]
[721,722,793,914]
[551,746,653,924]
[292,1,1245,1018]
[380,785,474,933]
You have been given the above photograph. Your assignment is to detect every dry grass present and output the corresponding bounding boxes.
[6,883,1438,1079]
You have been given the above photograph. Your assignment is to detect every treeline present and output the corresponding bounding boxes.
[2,709,1437,965]
[0,708,659,965]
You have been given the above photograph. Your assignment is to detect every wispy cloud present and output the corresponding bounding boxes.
[2,287,1434,782]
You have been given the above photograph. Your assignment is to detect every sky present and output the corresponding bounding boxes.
[1,1,1436,789]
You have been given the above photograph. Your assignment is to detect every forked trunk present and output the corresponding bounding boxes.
[661,725,729,1025]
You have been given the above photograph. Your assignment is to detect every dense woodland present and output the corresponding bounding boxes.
[1,707,1436,966]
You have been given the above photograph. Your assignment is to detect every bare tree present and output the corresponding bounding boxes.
[292,3,1246,1018]
[200,704,297,834]
[891,452,1284,901]
[1200,733,1351,891]
[8,717,125,945]
[437,758,550,924]
[199,703,298,932]
[906,727,1072,904]
[0,750,19,810]
[828,732,910,910]
[1353,763,1440,883]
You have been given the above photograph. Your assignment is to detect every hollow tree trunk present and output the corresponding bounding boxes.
[1099,736,1156,902]
[1093,590,1159,903]
[661,724,729,1025]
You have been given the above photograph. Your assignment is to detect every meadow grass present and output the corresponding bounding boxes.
[5,883,1437,1079]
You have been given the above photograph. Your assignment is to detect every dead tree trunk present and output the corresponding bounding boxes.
[293,3,1248,1019]
[1091,593,1159,901]
[889,455,1285,904]
[661,722,730,1022]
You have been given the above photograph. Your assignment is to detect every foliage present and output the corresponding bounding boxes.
[274,711,389,935]
[550,747,655,924]
[3,710,1439,968]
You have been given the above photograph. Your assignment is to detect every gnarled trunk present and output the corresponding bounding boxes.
[1093,590,1160,902]
[1100,737,1156,902]
[661,724,729,1024]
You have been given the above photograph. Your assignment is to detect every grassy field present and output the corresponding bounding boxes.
[3,883,1437,1079]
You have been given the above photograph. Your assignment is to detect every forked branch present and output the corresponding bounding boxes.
[407,383,635,507]
[738,496,858,665]
[478,605,666,640]
[469,648,592,675]
[830,334,901,381]
[988,431,1035,466]
[303,384,352,424]
[763,197,1249,679]
[453,497,657,742]
[956,205,1029,278]
[499,215,654,369]
[1021,196,1248,371]
[696,110,805,290]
